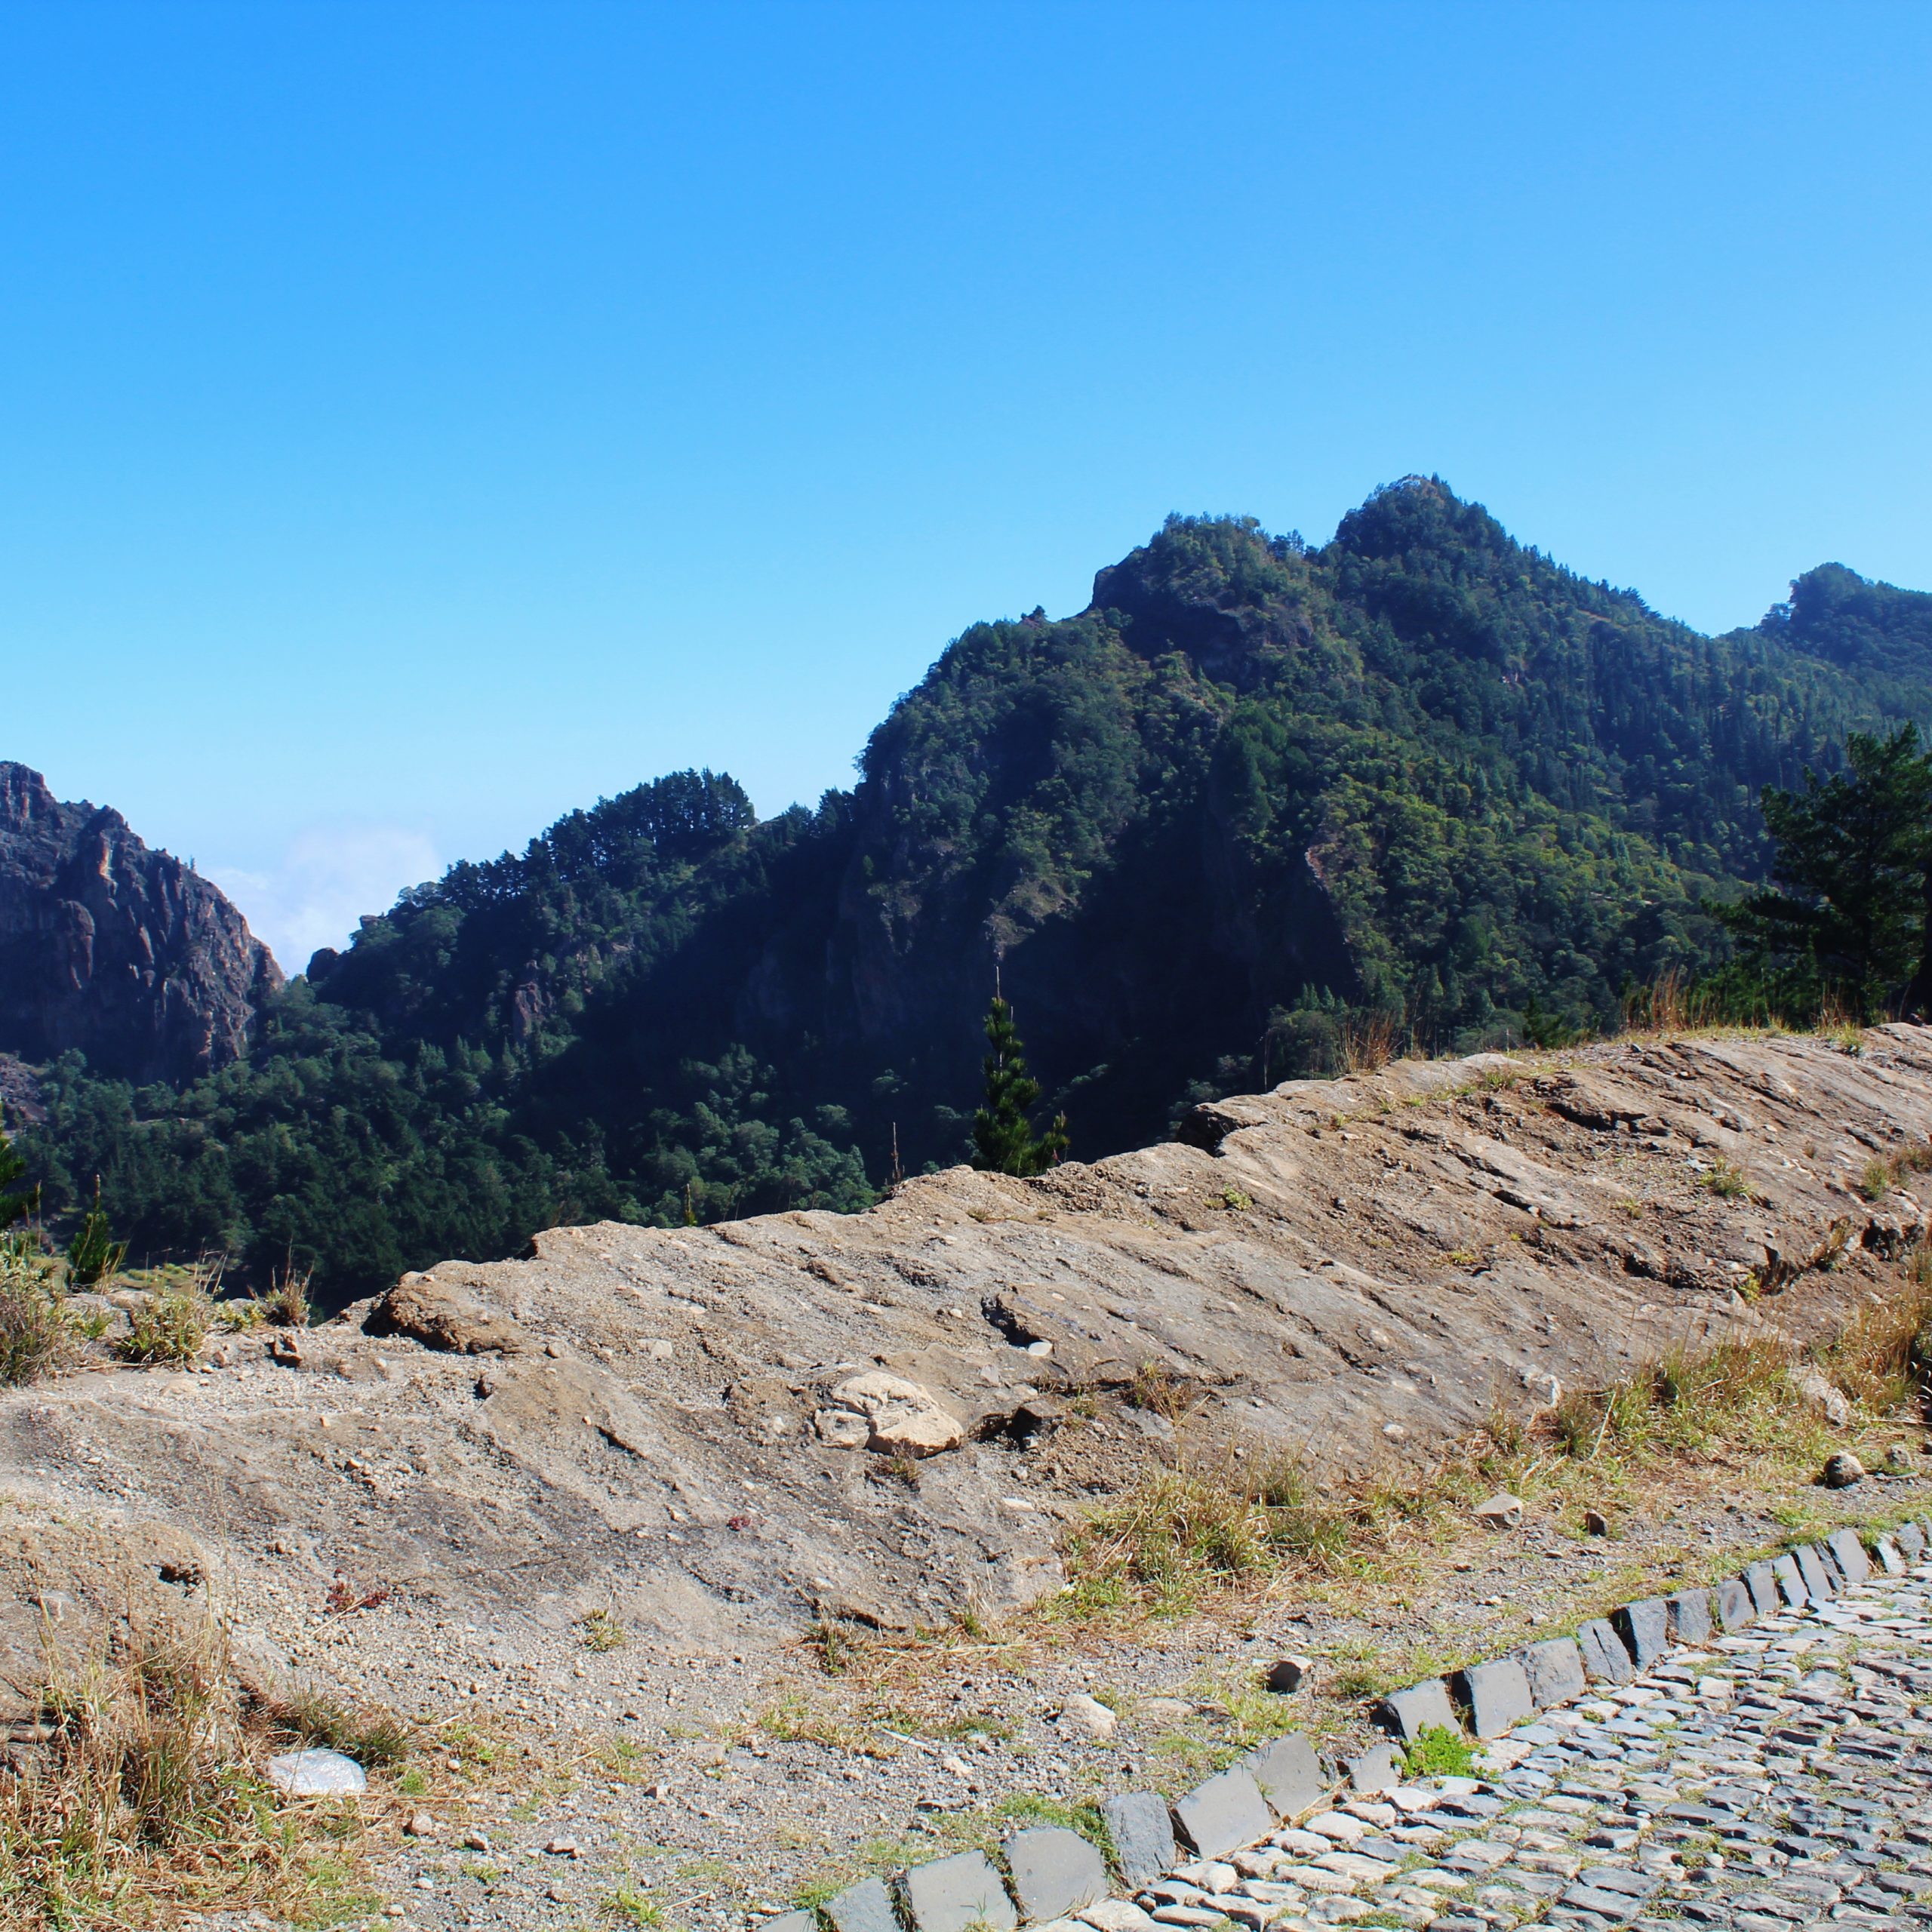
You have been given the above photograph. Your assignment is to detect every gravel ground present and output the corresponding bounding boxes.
[256,1483,1930,1932]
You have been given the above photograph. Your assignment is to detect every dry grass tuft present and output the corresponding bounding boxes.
[0,1598,408,1926]
[1825,1257,1932,1416]
[251,1266,312,1329]
[117,1269,219,1367]
[3,1611,300,1924]
[1337,1011,1401,1075]
[1063,1262,1932,1623]
[0,1239,72,1388]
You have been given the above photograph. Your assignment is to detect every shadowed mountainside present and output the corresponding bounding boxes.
[0,762,280,1088]
[17,478,1932,1294]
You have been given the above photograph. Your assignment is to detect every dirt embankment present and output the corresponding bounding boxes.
[4,1026,1930,1708]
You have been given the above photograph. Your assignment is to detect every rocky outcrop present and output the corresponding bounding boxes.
[2,1025,1930,1664]
[0,763,280,1085]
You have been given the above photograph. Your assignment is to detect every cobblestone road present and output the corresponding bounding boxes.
[1131,1557,1932,1932]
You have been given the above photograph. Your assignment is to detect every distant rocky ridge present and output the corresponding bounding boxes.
[0,762,281,1088]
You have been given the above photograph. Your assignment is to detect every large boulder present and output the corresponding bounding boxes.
[364,1275,528,1355]
[826,1372,964,1458]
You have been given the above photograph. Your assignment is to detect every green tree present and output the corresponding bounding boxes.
[65,1179,128,1287]
[1717,725,1932,1017]
[0,1117,37,1230]
[971,997,1068,1176]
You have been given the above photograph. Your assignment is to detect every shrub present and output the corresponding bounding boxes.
[118,1284,213,1367]
[64,1201,128,1288]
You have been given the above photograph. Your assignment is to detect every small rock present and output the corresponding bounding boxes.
[544,1835,580,1857]
[1796,1366,1850,1429]
[1137,1697,1195,1725]
[1059,1694,1118,1740]
[1822,1451,1865,1490]
[812,1407,869,1448]
[266,1748,366,1798]
[461,1831,491,1852]
[1583,1508,1610,1537]
[404,1811,437,1837]
[1882,1441,1912,1472]
[1473,1491,1524,1529]
[1265,1655,1312,1694]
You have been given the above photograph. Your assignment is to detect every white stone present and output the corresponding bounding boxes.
[1059,1693,1118,1740]
[266,1748,366,1797]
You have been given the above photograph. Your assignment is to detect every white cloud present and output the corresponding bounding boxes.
[210,825,442,977]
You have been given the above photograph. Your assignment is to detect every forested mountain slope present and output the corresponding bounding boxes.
[20,478,1932,1297]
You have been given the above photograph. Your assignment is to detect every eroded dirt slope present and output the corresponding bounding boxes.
[4,1026,1930,1705]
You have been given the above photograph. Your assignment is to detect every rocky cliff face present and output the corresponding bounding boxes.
[0,763,281,1086]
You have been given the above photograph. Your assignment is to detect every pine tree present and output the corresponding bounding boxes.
[64,1177,127,1287]
[1719,724,1932,1017]
[971,997,1069,1176]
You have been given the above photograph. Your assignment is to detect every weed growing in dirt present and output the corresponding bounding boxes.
[995,1792,1111,1847]
[602,1880,668,1926]
[1404,1724,1475,1778]
[251,1266,312,1328]
[118,1279,216,1367]
[581,1608,629,1652]
[1699,1157,1755,1201]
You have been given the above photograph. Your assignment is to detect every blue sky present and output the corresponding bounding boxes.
[3,2,1929,970]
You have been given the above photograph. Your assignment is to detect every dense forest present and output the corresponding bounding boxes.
[19,477,1932,1302]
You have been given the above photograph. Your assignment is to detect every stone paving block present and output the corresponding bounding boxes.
[764,1915,816,1932]
[1771,1552,1807,1606]
[1873,1535,1906,1574]
[1793,1543,1835,1598]
[903,1850,1019,1932]
[1665,1587,1713,1646]
[1896,1520,1925,1559]
[1521,1635,1589,1705]
[1714,1577,1755,1631]
[1172,1766,1275,1860]
[1614,1598,1670,1668]
[1101,1792,1176,1891]
[1454,1655,1535,1738]
[1244,1731,1327,1819]
[1004,1827,1107,1924]
[1577,1617,1635,1684]
[1347,1743,1401,1793]
[1742,1561,1780,1617]
[1078,1904,1160,1932]
[1374,1678,1459,1743]
[826,1875,903,1932]
[1810,1540,1846,1588]
[1825,1528,1872,1585]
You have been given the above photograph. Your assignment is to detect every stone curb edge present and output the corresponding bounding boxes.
[759,1510,1932,1932]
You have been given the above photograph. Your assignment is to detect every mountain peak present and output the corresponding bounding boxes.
[0,764,281,1085]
